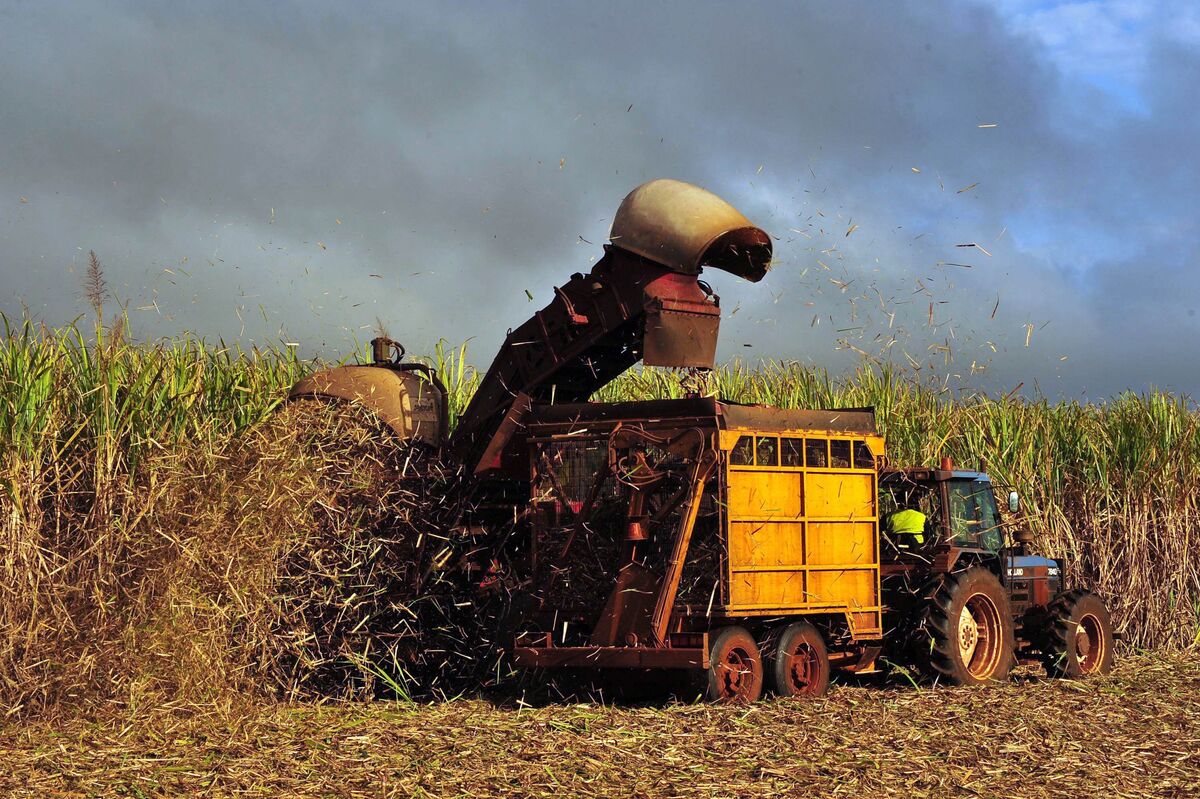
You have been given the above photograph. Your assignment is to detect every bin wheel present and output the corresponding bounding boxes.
[705,626,763,704]
[766,621,830,697]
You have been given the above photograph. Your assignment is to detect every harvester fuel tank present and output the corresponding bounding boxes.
[288,338,449,447]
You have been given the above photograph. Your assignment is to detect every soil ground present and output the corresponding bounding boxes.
[2,653,1197,798]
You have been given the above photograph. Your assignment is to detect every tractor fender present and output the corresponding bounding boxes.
[288,364,447,447]
[609,179,772,282]
[944,549,1005,581]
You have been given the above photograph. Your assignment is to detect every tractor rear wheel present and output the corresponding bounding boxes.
[705,626,763,704]
[920,567,1015,685]
[766,621,830,697]
[1042,590,1114,678]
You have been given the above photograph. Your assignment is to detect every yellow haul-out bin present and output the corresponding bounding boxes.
[511,397,886,702]
[717,417,884,640]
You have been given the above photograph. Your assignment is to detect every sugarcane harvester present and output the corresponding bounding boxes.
[291,179,1115,703]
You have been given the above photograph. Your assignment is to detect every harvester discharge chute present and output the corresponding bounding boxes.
[451,178,771,476]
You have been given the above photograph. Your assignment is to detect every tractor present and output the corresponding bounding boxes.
[878,461,1114,686]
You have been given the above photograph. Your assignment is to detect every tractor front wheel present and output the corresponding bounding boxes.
[705,626,763,704]
[920,567,1015,686]
[1041,590,1114,678]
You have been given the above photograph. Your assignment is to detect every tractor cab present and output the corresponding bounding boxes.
[878,460,1006,560]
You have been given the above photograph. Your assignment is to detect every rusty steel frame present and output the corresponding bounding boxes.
[522,420,720,665]
[510,646,709,669]
[511,632,711,670]
[646,446,717,646]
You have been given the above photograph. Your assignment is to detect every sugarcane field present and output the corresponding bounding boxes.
[3,3,1200,798]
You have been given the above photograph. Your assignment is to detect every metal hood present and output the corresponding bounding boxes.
[609,179,772,282]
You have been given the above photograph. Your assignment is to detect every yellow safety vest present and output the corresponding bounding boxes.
[887,509,926,543]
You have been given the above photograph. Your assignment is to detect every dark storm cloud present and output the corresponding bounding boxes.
[1,0,1197,397]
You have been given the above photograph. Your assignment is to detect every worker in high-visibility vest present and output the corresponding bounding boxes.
[885,505,927,547]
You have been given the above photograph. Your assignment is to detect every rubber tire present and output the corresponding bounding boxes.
[765,621,830,698]
[1042,590,1115,678]
[919,567,1016,686]
[705,626,764,704]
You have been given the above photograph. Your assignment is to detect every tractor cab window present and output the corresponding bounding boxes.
[948,481,1004,551]
[976,487,1004,551]
[879,478,940,548]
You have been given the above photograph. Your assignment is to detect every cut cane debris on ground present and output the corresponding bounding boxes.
[1,654,1197,798]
